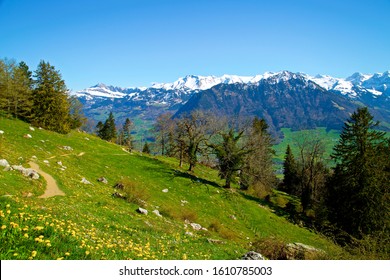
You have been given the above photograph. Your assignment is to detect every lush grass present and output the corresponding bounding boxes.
[0,117,347,260]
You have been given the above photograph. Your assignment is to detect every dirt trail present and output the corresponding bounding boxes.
[29,161,65,198]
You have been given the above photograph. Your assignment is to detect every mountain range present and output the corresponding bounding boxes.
[73,71,390,138]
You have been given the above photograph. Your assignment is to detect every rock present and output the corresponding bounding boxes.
[62,146,73,151]
[229,215,237,220]
[0,159,10,167]
[284,243,324,260]
[97,177,108,184]
[112,192,126,199]
[0,130,4,135]
[31,155,37,160]
[162,188,169,193]
[80,177,91,184]
[85,137,90,141]
[24,134,32,138]
[12,165,39,180]
[137,207,148,215]
[57,161,63,166]
[207,238,225,244]
[113,182,124,190]
[181,200,188,204]
[29,126,35,131]
[242,251,266,260]
[190,223,202,231]
[43,160,49,164]
[152,209,162,217]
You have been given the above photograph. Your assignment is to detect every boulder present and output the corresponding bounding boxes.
[97,177,108,184]
[12,165,39,180]
[0,159,10,167]
[137,207,148,215]
[190,223,202,231]
[80,177,91,184]
[112,192,126,199]
[152,209,162,217]
[242,251,266,260]
[284,243,324,260]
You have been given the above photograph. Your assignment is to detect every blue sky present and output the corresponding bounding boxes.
[1,0,389,90]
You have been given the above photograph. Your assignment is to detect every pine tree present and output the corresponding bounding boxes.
[142,142,151,154]
[98,112,117,142]
[32,60,71,133]
[123,118,134,151]
[68,96,86,129]
[282,144,299,195]
[329,107,389,237]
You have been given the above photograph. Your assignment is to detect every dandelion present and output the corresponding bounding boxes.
[85,251,90,256]
[57,257,64,260]
[31,251,37,257]
[13,253,18,257]
[1,225,6,230]
[6,204,10,208]
[24,233,29,238]
[65,252,70,256]
[34,226,44,231]
[6,210,11,214]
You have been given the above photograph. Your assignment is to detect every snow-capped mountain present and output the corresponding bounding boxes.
[73,70,390,135]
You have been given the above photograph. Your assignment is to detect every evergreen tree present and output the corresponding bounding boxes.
[329,107,389,237]
[32,60,71,133]
[96,121,104,138]
[123,118,134,151]
[98,112,117,142]
[209,128,249,188]
[282,144,299,195]
[142,142,151,154]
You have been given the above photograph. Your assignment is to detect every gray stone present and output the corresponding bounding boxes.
[24,134,32,138]
[242,251,266,260]
[12,165,39,180]
[80,177,91,184]
[190,223,202,231]
[0,159,10,167]
[152,209,162,217]
[137,207,148,215]
[162,188,169,193]
[285,243,324,260]
[97,177,108,184]
[62,146,73,151]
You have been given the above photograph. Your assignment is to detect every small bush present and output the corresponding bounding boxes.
[208,220,238,241]
[251,237,288,260]
[116,179,149,207]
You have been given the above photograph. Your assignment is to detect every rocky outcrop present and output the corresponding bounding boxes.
[242,251,266,260]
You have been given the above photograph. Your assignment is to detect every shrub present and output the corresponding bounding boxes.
[115,179,149,207]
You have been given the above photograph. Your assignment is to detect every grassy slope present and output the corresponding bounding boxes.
[0,117,344,260]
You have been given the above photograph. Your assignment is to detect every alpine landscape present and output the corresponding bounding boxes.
[0,1,389,274]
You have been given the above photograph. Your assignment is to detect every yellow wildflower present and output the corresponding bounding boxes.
[24,233,29,238]
[65,252,70,256]
[57,257,64,260]
[31,251,37,257]
[1,225,6,230]
[13,253,18,257]
[6,204,10,208]
[85,251,90,255]
[34,226,44,231]
[6,210,11,214]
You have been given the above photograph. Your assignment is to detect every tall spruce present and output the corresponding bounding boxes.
[97,112,117,142]
[282,144,299,195]
[32,60,71,133]
[123,118,134,151]
[329,107,389,237]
